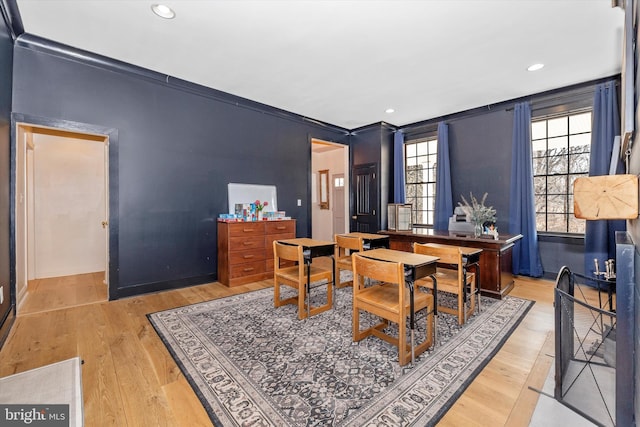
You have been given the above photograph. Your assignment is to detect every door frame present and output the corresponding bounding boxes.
[11,113,119,302]
[310,138,349,240]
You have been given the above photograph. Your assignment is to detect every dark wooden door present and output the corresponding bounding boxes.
[351,163,378,232]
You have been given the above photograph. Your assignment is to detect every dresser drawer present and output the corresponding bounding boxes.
[265,221,295,235]
[229,248,266,265]
[228,222,265,237]
[230,260,266,279]
[229,236,265,251]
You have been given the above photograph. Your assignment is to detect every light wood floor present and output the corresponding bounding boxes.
[18,272,108,315]
[0,267,605,426]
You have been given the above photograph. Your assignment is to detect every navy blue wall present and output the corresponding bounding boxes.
[11,39,348,298]
[0,12,13,344]
[448,110,513,233]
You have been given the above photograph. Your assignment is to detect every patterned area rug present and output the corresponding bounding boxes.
[148,285,533,426]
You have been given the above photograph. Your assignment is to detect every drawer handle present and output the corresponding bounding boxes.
[276,226,286,230]
[243,241,255,246]
[243,254,255,259]
[243,228,254,232]
[243,267,255,272]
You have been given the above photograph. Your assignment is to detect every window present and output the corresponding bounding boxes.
[532,111,591,233]
[405,136,437,226]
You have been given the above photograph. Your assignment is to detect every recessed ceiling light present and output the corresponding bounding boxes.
[385,108,395,114]
[527,63,544,72]
[151,4,175,19]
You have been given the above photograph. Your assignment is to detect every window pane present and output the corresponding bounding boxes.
[569,133,590,152]
[532,139,546,157]
[534,176,546,195]
[548,194,567,213]
[533,158,547,175]
[548,136,568,154]
[547,175,567,194]
[428,139,438,153]
[536,214,546,231]
[547,214,567,232]
[548,154,568,174]
[569,153,589,173]
[416,142,428,156]
[532,121,547,140]
[570,112,591,133]
[548,117,568,137]
[568,216,585,233]
[535,194,546,213]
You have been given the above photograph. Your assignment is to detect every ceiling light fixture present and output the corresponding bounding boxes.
[527,63,544,71]
[151,4,175,19]
[385,108,395,114]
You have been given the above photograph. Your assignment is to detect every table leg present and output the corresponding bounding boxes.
[306,258,311,319]
[408,280,415,365]
[331,255,336,309]
[429,274,438,348]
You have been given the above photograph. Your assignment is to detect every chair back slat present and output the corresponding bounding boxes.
[274,241,302,264]
[413,242,463,266]
[353,253,404,288]
[335,234,364,256]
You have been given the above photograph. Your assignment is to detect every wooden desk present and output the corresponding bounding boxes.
[338,232,390,250]
[359,248,439,364]
[278,238,336,318]
[380,229,522,299]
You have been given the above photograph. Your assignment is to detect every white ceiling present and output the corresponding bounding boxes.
[14,0,625,130]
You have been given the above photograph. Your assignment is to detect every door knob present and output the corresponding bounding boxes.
[101,221,108,228]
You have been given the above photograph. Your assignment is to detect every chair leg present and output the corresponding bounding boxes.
[352,305,360,341]
[398,313,409,366]
[298,282,306,320]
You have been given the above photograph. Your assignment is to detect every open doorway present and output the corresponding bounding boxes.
[15,123,109,314]
[311,139,349,241]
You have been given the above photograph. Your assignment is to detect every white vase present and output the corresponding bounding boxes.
[258,210,263,221]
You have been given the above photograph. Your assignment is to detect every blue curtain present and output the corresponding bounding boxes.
[393,131,406,203]
[434,121,452,230]
[509,102,543,277]
[584,81,625,276]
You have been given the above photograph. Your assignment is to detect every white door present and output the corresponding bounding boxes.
[332,173,345,235]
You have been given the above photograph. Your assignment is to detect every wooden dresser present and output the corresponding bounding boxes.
[217,219,296,287]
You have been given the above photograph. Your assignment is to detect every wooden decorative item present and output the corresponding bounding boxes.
[573,175,639,220]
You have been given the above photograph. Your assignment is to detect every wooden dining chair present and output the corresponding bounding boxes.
[413,242,476,326]
[273,241,333,320]
[334,234,364,288]
[352,252,434,366]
